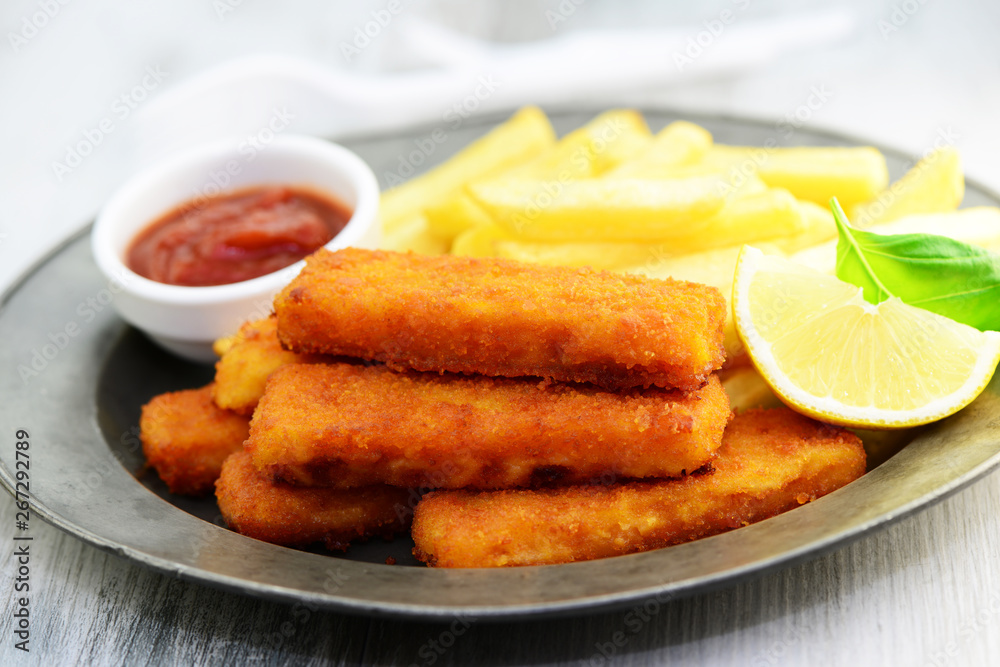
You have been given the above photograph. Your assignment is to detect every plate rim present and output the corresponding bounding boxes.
[3,107,1000,621]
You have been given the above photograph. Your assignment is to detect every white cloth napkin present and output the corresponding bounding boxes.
[0,9,855,292]
[128,9,854,167]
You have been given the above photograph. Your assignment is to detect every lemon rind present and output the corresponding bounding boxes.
[733,246,1000,429]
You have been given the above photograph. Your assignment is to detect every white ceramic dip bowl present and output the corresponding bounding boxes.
[91,134,380,362]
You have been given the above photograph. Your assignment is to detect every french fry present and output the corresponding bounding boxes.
[424,110,650,243]
[380,106,555,231]
[512,126,596,180]
[766,200,836,254]
[700,145,889,210]
[655,187,804,253]
[381,213,449,255]
[493,238,658,270]
[424,193,494,241]
[519,109,650,177]
[450,223,511,257]
[458,161,767,267]
[481,186,800,269]
[484,167,766,266]
[609,120,713,176]
[623,245,742,293]
[613,163,768,196]
[851,146,964,227]
[589,112,651,174]
[470,175,728,242]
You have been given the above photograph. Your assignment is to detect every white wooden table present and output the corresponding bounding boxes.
[3,0,1000,664]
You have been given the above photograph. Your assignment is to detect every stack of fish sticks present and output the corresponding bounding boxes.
[212,248,864,567]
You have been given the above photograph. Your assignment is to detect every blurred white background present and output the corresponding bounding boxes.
[1,0,998,292]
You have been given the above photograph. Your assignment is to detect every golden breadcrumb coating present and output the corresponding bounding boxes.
[140,384,249,496]
[246,363,730,489]
[215,451,411,551]
[212,316,325,415]
[274,248,726,391]
[411,408,866,567]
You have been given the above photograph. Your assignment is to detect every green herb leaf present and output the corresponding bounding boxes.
[832,199,895,304]
[832,198,1000,332]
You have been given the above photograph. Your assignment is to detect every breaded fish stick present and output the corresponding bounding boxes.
[216,451,411,551]
[212,316,326,415]
[275,248,726,391]
[246,363,730,489]
[411,408,865,567]
[140,384,249,496]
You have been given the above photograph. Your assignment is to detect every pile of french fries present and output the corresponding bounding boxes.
[380,107,996,389]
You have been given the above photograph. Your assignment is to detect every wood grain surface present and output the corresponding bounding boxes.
[3,472,999,666]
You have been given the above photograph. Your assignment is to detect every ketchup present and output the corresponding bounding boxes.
[126,186,351,286]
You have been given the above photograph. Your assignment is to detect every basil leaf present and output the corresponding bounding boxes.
[833,199,895,304]
[832,198,1000,331]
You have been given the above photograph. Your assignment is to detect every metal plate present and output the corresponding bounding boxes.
[2,109,1000,621]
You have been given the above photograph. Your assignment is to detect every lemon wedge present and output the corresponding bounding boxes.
[732,246,1000,428]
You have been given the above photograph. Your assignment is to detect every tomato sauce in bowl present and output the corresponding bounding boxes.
[92,134,379,361]
[126,185,352,287]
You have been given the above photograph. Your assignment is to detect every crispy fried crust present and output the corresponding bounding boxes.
[274,248,727,391]
[140,384,250,496]
[411,408,866,567]
[212,316,326,415]
[215,451,412,551]
[246,363,730,489]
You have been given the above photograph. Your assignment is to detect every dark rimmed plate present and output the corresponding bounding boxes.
[2,109,1000,620]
